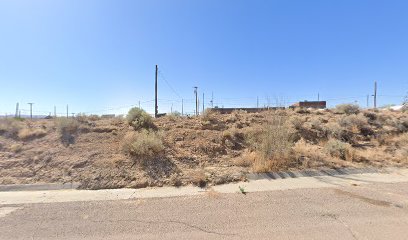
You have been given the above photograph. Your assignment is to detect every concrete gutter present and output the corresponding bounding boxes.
[1,168,408,205]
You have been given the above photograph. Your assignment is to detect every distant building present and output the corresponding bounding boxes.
[290,101,326,109]
[209,107,284,114]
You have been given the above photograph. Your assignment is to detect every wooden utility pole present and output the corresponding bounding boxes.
[318,93,320,101]
[155,65,158,118]
[66,105,69,118]
[194,87,198,116]
[27,103,34,119]
[138,101,141,109]
[181,99,184,116]
[15,103,19,118]
[373,81,377,109]
[257,97,259,108]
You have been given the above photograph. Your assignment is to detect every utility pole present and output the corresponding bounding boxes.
[66,105,69,118]
[211,92,214,108]
[27,103,34,119]
[138,101,141,109]
[318,93,320,101]
[15,103,19,118]
[373,81,377,109]
[181,99,184,116]
[155,65,158,118]
[202,93,205,113]
[366,95,369,108]
[257,97,259,109]
[194,87,198,116]
[171,104,173,114]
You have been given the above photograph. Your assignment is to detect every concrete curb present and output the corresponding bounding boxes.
[246,167,386,181]
[0,182,80,192]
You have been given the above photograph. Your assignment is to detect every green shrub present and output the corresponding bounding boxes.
[126,108,155,131]
[324,139,354,160]
[122,130,164,162]
[335,104,360,114]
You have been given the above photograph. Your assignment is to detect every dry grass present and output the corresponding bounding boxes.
[17,128,47,141]
[184,169,207,187]
[9,143,23,153]
[55,118,79,145]
[121,130,164,163]
[0,119,23,138]
[324,139,355,161]
[247,114,296,172]
[334,104,360,114]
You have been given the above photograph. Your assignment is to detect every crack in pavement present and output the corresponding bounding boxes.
[90,218,237,236]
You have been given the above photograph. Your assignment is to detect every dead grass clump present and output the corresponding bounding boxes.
[126,108,156,131]
[185,169,207,188]
[122,130,164,163]
[233,151,255,167]
[10,143,23,153]
[201,109,225,130]
[18,128,47,141]
[293,139,327,168]
[335,104,360,115]
[55,118,79,145]
[338,114,369,134]
[323,122,353,142]
[324,139,354,161]
[0,119,23,138]
[248,115,296,172]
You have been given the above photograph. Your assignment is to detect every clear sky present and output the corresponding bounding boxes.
[0,0,407,116]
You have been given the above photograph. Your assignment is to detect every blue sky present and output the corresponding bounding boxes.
[0,0,407,116]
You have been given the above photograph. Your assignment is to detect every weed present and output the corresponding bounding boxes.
[17,128,47,141]
[55,118,79,145]
[324,139,354,161]
[121,130,164,163]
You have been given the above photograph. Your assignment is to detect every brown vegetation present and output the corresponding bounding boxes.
[0,107,407,189]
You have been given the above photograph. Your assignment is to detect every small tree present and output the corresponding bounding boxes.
[126,108,155,131]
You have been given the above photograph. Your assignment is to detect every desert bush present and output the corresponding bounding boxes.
[335,104,360,114]
[247,115,296,172]
[18,128,47,141]
[324,139,354,161]
[55,118,79,145]
[122,130,164,162]
[323,122,353,142]
[185,169,207,187]
[338,114,368,130]
[0,119,23,138]
[126,108,155,131]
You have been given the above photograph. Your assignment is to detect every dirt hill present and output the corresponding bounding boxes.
[0,106,407,189]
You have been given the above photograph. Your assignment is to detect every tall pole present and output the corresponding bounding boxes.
[15,103,19,118]
[27,103,34,119]
[318,93,320,101]
[155,65,158,118]
[66,105,69,118]
[257,96,259,109]
[366,95,369,108]
[54,106,56,118]
[211,92,214,108]
[374,81,377,109]
[194,87,198,116]
[181,99,184,116]
[138,101,141,109]
[202,93,205,113]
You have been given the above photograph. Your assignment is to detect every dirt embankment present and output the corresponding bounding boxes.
[0,107,407,189]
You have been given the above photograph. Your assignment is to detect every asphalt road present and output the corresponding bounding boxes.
[1,181,408,239]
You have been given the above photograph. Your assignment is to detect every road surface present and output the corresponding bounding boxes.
[1,169,408,239]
